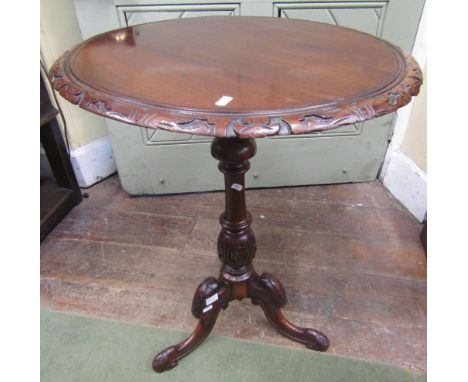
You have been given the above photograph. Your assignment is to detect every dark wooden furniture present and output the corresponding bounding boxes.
[41,73,82,241]
[421,219,427,255]
[49,16,422,372]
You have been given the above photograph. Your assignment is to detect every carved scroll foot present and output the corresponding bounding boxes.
[153,277,225,372]
[153,270,329,372]
[249,273,330,352]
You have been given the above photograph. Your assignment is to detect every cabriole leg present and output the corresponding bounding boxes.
[153,277,226,372]
[248,272,330,351]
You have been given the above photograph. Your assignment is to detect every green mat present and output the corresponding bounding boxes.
[41,308,425,382]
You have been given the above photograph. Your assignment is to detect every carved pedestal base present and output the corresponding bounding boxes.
[153,266,329,372]
[153,138,329,372]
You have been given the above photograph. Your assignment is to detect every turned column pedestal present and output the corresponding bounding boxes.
[152,138,330,372]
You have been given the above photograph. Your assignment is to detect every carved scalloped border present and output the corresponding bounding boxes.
[49,44,422,139]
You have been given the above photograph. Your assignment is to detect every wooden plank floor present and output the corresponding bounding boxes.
[40,175,426,372]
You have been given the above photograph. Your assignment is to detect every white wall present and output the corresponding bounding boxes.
[381,4,427,222]
[40,0,116,187]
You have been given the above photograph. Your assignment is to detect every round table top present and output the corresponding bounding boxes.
[49,16,422,138]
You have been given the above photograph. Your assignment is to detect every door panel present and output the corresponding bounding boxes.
[73,0,425,194]
[117,4,240,26]
[108,114,393,194]
[274,2,388,36]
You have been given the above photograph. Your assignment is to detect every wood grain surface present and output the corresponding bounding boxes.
[49,16,423,138]
[41,176,426,372]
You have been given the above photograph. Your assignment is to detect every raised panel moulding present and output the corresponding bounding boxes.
[275,1,388,36]
[117,4,241,27]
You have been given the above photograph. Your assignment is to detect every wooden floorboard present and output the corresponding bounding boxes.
[41,175,426,372]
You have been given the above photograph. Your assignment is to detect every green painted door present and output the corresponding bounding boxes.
[74,0,425,194]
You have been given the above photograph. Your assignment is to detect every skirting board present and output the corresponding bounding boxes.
[382,150,427,222]
[69,135,117,188]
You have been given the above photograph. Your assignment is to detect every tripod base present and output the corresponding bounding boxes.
[153,265,329,372]
[153,138,329,372]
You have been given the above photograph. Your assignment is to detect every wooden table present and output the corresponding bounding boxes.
[49,16,422,372]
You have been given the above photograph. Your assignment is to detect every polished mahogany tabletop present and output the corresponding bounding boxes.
[50,16,422,138]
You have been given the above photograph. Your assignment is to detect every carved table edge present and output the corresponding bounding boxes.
[49,45,423,139]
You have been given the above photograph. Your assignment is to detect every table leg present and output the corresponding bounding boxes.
[248,272,329,351]
[153,138,329,372]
